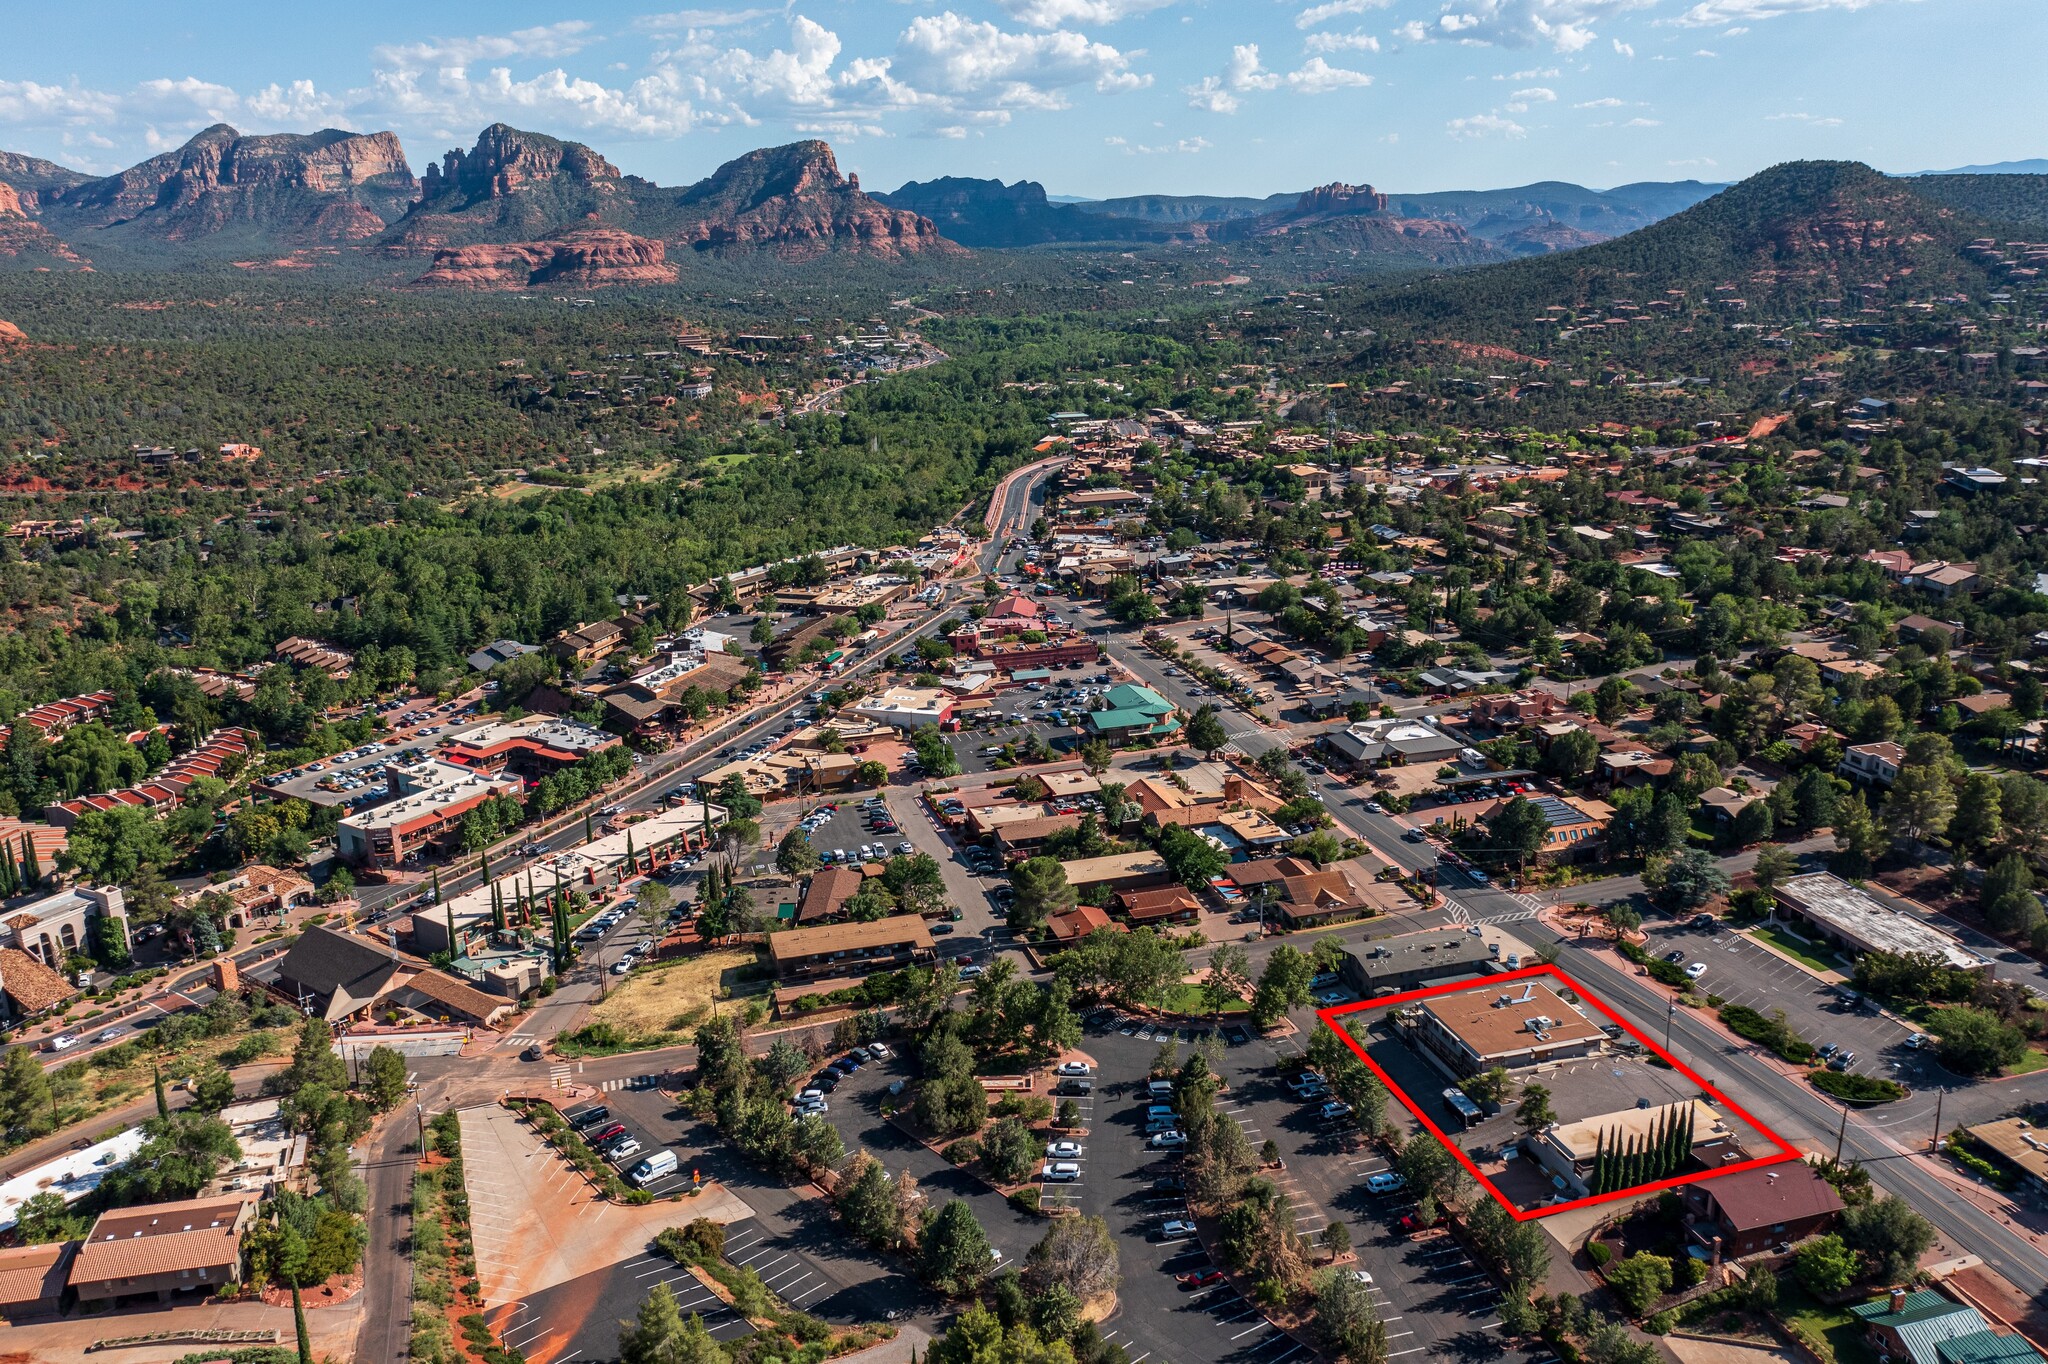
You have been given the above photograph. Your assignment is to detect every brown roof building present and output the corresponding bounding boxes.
[766,914,935,981]
[1046,903,1119,946]
[1413,980,1605,1074]
[798,866,866,924]
[0,1240,76,1319]
[0,946,77,1020]
[70,1192,259,1302]
[1678,1162,1844,1258]
[1116,885,1203,926]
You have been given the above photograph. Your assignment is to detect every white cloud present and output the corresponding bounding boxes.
[992,0,1176,26]
[1305,30,1381,52]
[1183,76,1238,113]
[889,11,1149,105]
[1673,0,1902,24]
[634,8,777,32]
[1667,156,1718,166]
[1287,57,1373,91]
[1613,37,1636,54]
[1400,0,1651,53]
[1575,95,1624,106]
[373,22,595,70]
[1511,85,1557,101]
[1446,111,1526,137]
[1227,44,1281,91]
[1694,47,1719,55]
[1295,0,1393,28]
[245,80,350,125]
[1623,115,1660,125]
[1123,135,1210,153]
[1768,110,1843,124]
[1722,24,1751,32]
[0,79,122,127]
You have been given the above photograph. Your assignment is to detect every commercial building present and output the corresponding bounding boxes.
[438,717,618,777]
[766,914,936,982]
[45,727,254,828]
[0,1128,149,1235]
[1679,1162,1844,1259]
[1527,1099,1740,1198]
[1320,717,1464,769]
[1086,684,1181,744]
[272,924,513,1027]
[1960,1118,2048,1195]
[797,866,866,924]
[0,946,75,1024]
[69,1192,260,1303]
[1411,979,1605,1075]
[1773,873,1992,973]
[1223,856,1380,929]
[1340,928,1499,997]
[1057,850,1171,895]
[0,884,125,970]
[850,686,957,732]
[335,761,523,868]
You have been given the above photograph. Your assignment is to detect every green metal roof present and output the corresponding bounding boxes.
[1937,1332,2042,1364]
[1851,1292,1996,1364]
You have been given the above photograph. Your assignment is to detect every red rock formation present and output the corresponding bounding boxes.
[411,228,676,289]
[675,140,954,258]
[1292,182,1389,216]
[0,319,26,347]
[0,182,21,219]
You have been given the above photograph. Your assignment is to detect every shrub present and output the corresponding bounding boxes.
[1808,1070,1906,1103]
[1587,1240,1613,1267]
[1645,1312,1676,1336]
[945,1138,982,1167]
[1008,1187,1041,1213]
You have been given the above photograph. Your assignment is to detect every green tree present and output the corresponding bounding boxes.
[1544,728,1601,779]
[1751,844,1801,895]
[1792,1234,1858,1294]
[193,1069,238,1114]
[1516,1084,1556,1131]
[1927,1005,2028,1076]
[921,1198,995,1296]
[621,1282,728,1364]
[1010,857,1077,933]
[360,1047,408,1111]
[1022,1213,1120,1304]
[1604,1252,1674,1315]
[1950,773,2004,860]
[1486,797,1551,868]
[1646,848,1733,910]
[1884,764,1956,849]
[1841,1196,1936,1284]
[1729,800,1774,849]
[1313,1266,1389,1364]
[835,1154,904,1249]
[777,827,820,875]
[1158,823,1229,889]
[58,803,173,883]
[0,1044,56,1140]
[1249,944,1315,1028]
[1184,705,1230,756]
[1199,944,1251,1018]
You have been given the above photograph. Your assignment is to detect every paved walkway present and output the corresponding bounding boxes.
[457,1103,753,1306]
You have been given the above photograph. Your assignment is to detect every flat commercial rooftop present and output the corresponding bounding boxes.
[1775,873,1990,971]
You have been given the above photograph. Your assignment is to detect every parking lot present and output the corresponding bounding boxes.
[1642,919,1933,1083]
[1043,1013,1556,1364]
[788,797,916,868]
[261,695,489,807]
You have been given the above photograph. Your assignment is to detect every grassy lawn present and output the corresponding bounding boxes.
[1748,923,1850,974]
[1154,983,1250,1017]
[1778,1286,1883,1364]
[2008,1047,2048,1076]
[586,948,759,1038]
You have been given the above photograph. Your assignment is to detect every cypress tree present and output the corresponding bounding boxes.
[153,1064,170,1120]
[0,842,15,896]
[625,830,637,875]
[431,867,443,903]
[491,882,506,934]
[293,1285,312,1364]
[445,899,458,958]
[585,811,595,842]
[1650,1109,1669,1180]
[22,833,41,886]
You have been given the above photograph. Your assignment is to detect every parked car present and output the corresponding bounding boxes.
[1148,1130,1188,1149]
[569,1105,611,1129]
[1160,1218,1197,1239]
[1365,1172,1407,1194]
[1685,962,1708,980]
[1178,1268,1226,1290]
[589,1123,627,1145]
[1054,1061,1093,1077]
[1396,1211,1447,1233]
[866,1043,893,1060]
[1042,1162,1082,1182]
[1046,1141,1083,1159]
[605,1137,644,1162]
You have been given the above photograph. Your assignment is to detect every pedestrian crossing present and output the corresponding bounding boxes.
[593,1074,665,1094]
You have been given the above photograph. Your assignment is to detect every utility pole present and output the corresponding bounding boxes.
[1664,1000,1676,1053]
[1931,1088,1945,1150]
[1834,1101,1850,1164]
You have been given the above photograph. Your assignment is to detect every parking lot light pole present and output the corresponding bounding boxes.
[1664,1000,1676,1053]
[1931,1088,1945,1150]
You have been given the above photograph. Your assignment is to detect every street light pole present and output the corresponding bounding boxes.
[1835,1101,1850,1164]
[1931,1087,1945,1150]
[1664,1001,1676,1053]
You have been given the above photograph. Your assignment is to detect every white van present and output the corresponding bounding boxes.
[629,1150,679,1187]
[1147,1079,1175,1100]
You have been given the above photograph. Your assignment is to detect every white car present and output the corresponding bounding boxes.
[1053,1061,1093,1077]
[1046,1140,1083,1159]
[1148,1130,1188,1150]
[1042,1162,1082,1182]
[46,1034,78,1052]
[1365,1172,1406,1195]
[1349,1270,1375,1286]
[1160,1218,1197,1238]
[866,1043,893,1060]
[1684,962,1708,980]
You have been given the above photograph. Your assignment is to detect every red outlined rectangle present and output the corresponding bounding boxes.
[1317,963,1802,1220]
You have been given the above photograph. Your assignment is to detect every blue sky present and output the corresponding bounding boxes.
[4,0,2040,197]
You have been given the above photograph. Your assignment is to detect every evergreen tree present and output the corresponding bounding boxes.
[293,1285,312,1364]
[154,1064,170,1121]
[21,834,41,887]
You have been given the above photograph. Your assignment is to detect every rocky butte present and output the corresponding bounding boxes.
[411,228,677,289]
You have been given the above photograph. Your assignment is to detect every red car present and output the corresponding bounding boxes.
[1396,1212,1448,1233]
[955,954,975,966]
[1178,1268,1226,1290]
[589,1123,627,1145]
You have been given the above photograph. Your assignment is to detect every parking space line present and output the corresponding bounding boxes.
[1230,1322,1275,1340]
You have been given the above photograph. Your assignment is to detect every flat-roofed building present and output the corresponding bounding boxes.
[69,1192,259,1303]
[1321,717,1464,769]
[1341,928,1499,997]
[766,914,935,982]
[1058,850,1170,894]
[0,884,125,972]
[440,717,619,776]
[336,761,523,868]
[850,687,956,732]
[1773,873,1991,973]
[1528,1099,1739,1198]
[1411,979,1605,1075]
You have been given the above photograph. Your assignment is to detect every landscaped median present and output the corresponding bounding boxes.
[645,1218,897,1362]
[410,1110,518,1364]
